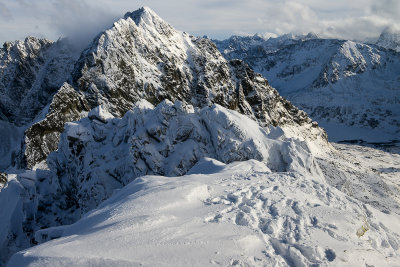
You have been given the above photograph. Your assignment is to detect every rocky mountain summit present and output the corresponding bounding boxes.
[70,7,312,127]
[0,7,327,170]
[215,34,400,142]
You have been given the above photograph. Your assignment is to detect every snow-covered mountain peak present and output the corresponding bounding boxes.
[304,32,319,39]
[122,6,175,38]
[12,7,329,169]
[376,26,400,52]
[124,6,159,23]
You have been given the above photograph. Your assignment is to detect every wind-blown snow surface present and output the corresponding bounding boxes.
[2,101,400,266]
[8,160,400,266]
[0,100,326,265]
[215,35,400,142]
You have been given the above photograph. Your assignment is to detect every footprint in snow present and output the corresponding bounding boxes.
[291,201,302,216]
[325,248,336,262]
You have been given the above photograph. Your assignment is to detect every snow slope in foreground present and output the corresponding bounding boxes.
[8,159,400,267]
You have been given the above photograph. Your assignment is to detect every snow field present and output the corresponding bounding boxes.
[8,159,400,266]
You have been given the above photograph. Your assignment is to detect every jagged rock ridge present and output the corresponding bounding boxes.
[0,37,76,124]
[215,32,319,58]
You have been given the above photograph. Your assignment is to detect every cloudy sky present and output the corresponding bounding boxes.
[0,0,399,46]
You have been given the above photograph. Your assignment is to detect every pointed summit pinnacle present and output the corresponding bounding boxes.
[124,7,161,26]
[122,6,173,36]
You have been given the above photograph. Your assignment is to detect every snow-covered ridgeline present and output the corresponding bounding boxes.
[50,100,323,213]
[0,100,324,265]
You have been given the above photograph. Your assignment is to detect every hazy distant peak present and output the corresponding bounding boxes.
[304,32,320,39]
[376,26,400,52]
[276,32,319,41]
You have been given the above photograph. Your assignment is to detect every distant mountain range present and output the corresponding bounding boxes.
[215,31,400,142]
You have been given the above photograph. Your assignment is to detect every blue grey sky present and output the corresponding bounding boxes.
[0,0,399,45]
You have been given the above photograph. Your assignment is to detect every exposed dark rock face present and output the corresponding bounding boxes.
[0,172,6,187]
[0,37,77,169]
[24,83,90,167]
[0,37,76,124]
[228,59,311,127]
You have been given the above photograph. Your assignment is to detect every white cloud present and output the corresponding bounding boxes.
[47,0,119,50]
[0,0,399,44]
[0,0,12,21]
[0,0,120,50]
